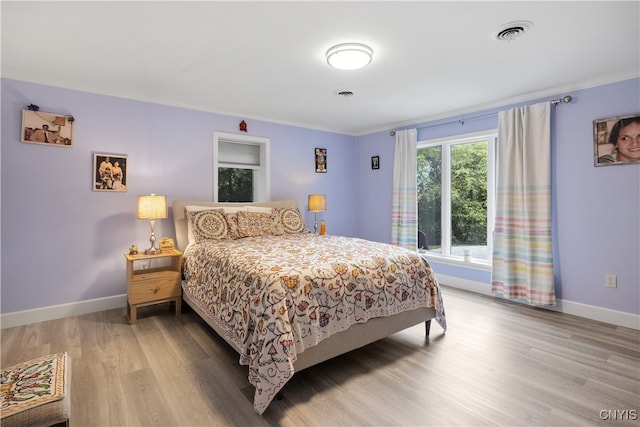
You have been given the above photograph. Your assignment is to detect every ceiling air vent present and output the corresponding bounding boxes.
[335,90,354,97]
[494,20,533,41]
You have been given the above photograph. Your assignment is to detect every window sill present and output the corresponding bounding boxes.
[418,251,492,272]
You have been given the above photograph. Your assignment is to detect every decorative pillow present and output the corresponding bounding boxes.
[184,205,273,245]
[236,211,273,238]
[274,207,306,233]
[188,209,229,242]
[269,212,285,236]
[224,212,240,239]
[185,205,215,246]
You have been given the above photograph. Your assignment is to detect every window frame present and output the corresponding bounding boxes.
[417,129,496,267]
[212,132,270,202]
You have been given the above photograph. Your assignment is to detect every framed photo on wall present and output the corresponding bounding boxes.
[21,109,74,147]
[315,147,327,173]
[371,155,380,170]
[593,113,640,166]
[93,153,128,192]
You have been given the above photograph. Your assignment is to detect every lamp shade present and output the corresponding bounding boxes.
[308,194,327,212]
[137,194,167,220]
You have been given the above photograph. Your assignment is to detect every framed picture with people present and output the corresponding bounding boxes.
[21,109,74,147]
[93,153,128,192]
[593,113,640,166]
[315,147,327,173]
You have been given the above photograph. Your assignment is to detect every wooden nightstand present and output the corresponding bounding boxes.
[124,248,183,324]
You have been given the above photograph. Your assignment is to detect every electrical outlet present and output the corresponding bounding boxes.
[139,260,151,270]
[605,274,617,288]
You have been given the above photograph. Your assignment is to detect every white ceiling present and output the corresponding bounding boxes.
[2,1,639,136]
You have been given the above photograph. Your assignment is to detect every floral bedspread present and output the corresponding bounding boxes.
[182,233,446,414]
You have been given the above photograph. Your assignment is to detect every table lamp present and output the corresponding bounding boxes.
[137,194,167,254]
[308,194,326,234]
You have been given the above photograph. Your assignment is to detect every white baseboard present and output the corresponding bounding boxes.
[2,278,639,331]
[437,274,640,330]
[437,274,495,296]
[1,294,127,329]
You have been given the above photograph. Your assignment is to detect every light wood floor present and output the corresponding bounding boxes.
[2,286,638,426]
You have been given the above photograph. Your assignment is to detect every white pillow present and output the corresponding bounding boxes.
[244,206,273,214]
[185,205,273,246]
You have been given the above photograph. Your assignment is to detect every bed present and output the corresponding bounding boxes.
[173,199,446,414]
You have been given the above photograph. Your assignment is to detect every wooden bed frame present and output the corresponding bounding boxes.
[172,199,435,372]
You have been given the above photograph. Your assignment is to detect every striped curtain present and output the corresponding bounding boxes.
[391,129,417,250]
[491,102,556,305]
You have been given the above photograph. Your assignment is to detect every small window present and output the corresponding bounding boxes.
[218,168,253,202]
[213,132,270,202]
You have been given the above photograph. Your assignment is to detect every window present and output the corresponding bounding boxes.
[213,132,270,202]
[417,130,496,263]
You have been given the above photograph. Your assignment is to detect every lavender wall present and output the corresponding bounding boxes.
[1,78,356,313]
[356,78,640,316]
[2,78,638,318]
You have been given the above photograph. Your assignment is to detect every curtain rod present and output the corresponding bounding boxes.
[389,95,573,136]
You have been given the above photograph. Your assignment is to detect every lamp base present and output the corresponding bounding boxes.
[313,212,319,234]
[145,221,161,255]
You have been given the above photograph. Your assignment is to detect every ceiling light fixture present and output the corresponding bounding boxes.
[326,43,373,70]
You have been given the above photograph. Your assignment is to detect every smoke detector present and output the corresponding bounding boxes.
[494,20,533,41]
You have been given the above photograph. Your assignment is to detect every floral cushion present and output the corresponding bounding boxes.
[188,209,229,242]
[224,213,240,240]
[1,352,68,419]
[274,207,306,233]
[236,211,273,237]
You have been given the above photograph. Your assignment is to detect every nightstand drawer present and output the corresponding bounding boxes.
[129,271,181,304]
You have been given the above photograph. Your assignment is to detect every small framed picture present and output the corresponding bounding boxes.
[594,113,640,166]
[93,153,128,192]
[371,155,380,170]
[315,147,327,173]
[21,109,74,147]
